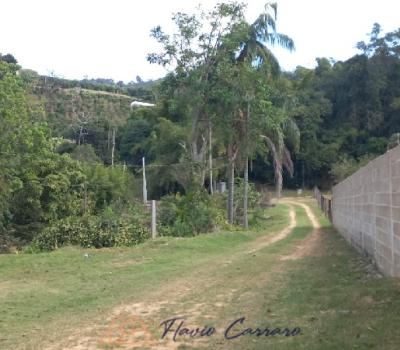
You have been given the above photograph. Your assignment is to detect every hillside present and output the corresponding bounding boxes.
[17,69,159,141]
[32,85,133,135]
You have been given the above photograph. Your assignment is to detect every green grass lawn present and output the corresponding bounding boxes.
[231,201,400,350]
[0,206,289,349]
[1,201,400,350]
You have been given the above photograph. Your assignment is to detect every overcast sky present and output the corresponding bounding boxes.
[1,0,398,82]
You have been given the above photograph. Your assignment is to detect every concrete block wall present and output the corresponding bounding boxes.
[332,145,400,277]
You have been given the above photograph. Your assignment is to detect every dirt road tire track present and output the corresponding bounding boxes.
[46,200,320,350]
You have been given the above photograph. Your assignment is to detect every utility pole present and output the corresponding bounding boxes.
[142,157,147,204]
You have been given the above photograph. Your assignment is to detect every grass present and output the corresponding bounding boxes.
[1,200,400,350]
[279,188,331,199]
[237,200,400,350]
[0,205,289,349]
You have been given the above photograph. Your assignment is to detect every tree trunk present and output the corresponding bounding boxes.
[228,159,235,224]
[111,128,116,167]
[78,126,82,145]
[243,101,250,228]
[188,101,211,189]
[261,135,283,202]
[243,157,249,228]
[209,120,213,195]
[275,162,283,200]
[107,125,111,150]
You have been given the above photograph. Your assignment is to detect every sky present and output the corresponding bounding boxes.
[1,0,398,83]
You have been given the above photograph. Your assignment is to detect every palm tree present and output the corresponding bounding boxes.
[231,2,295,224]
[261,117,300,199]
[237,2,294,68]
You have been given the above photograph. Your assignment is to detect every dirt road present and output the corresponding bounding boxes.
[47,199,322,350]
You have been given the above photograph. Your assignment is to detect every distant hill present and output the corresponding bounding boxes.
[31,83,133,135]
[24,72,161,101]
[20,70,161,137]
[13,69,162,164]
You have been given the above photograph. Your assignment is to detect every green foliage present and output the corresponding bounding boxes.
[28,73,159,99]
[71,144,102,163]
[226,178,262,225]
[9,150,86,240]
[34,86,132,163]
[83,164,135,212]
[0,61,149,250]
[282,25,400,188]
[4,9,400,250]
[158,191,222,236]
[156,182,262,236]
[119,117,152,164]
[388,133,400,149]
[0,61,28,220]
[330,154,375,183]
[0,53,18,64]
[0,62,86,244]
[32,214,150,251]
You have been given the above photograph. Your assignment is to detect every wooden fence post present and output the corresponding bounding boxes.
[314,186,333,223]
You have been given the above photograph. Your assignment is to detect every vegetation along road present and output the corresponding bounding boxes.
[1,198,400,350]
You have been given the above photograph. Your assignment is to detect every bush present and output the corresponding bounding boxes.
[0,232,25,253]
[219,178,262,226]
[158,190,221,236]
[32,214,150,251]
[330,154,375,183]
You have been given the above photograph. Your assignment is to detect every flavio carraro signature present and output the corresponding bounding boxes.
[160,316,301,341]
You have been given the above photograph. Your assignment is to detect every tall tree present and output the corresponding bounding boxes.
[224,1,295,218]
[0,61,88,244]
[261,112,300,199]
[147,2,247,189]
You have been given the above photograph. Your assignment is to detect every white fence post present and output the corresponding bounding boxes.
[142,157,147,204]
[151,200,157,239]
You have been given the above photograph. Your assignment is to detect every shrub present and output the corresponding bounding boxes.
[218,178,262,226]
[32,214,150,251]
[0,232,25,253]
[330,154,375,183]
[158,190,221,236]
